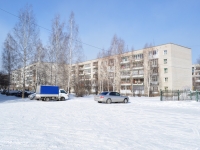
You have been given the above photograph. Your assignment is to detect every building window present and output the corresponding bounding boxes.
[164,68,168,73]
[152,76,158,82]
[153,86,158,92]
[164,86,168,91]
[133,54,143,60]
[164,50,167,55]
[164,77,168,82]
[164,59,167,64]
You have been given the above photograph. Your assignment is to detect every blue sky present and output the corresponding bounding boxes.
[0,0,200,69]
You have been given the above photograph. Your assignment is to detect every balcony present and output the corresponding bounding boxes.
[121,67,130,70]
[152,73,158,76]
[120,75,130,79]
[193,74,200,77]
[132,74,144,78]
[93,64,98,68]
[150,81,159,85]
[133,66,143,70]
[195,80,200,82]
[120,60,130,64]
[150,64,158,68]
[108,63,114,66]
[133,82,144,85]
[83,71,91,74]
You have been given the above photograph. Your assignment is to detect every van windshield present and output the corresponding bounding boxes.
[60,90,67,94]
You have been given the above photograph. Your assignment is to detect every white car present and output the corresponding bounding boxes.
[94,91,129,104]
[29,93,36,100]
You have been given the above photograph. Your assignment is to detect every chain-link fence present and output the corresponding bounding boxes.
[160,90,200,101]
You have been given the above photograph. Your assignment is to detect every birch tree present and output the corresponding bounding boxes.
[2,33,18,92]
[67,12,82,93]
[143,43,158,97]
[48,15,65,86]
[108,35,126,92]
[97,35,126,92]
[33,40,48,89]
[130,47,135,96]
[13,5,39,98]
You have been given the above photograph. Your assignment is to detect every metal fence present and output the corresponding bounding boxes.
[160,90,200,101]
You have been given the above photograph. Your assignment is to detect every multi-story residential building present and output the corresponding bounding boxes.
[192,64,200,91]
[69,43,192,96]
[11,62,67,91]
[11,43,192,96]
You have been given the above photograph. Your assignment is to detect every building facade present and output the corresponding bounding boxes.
[70,43,192,96]
[11,43,192,95]
[192,64,200,91]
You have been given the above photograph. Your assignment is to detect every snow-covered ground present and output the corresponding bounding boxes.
[0,94,200,150]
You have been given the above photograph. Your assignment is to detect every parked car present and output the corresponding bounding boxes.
[15,91,33,98]
[28,93,36,100]
[94,91,129,104]
[6,90,19,96]
[1,89,7,95]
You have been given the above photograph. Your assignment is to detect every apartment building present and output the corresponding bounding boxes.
[11,62,64,90]
[11,63,37,90]
[192,64,200,91]
[70,43,192,96]
[11,43,192,96]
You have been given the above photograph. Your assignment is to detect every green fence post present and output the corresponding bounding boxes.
[196,90,199,102]
[190,90,192,100]
[160,89,162,101]
[178,90,179,101]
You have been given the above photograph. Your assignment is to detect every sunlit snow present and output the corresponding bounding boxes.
[0,94,200,149]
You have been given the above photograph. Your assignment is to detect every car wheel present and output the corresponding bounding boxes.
[61,97,65,101]
[124,98,128,103]
[106,99,112,104]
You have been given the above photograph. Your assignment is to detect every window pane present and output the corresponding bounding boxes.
[164,59,167,64]
[164,68,168,73]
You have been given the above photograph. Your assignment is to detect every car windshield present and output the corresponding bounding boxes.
[100,92,109,95]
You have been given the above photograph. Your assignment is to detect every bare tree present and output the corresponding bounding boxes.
[2,33,18,92]
[13,4,39,98]
[32,40,47,90]
[67,12,83,93]
[97,35,126,93]
[143,43,159,97]
[48,15,65,86]
[129,47,135,96]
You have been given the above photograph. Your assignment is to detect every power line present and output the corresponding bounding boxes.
[0,7,103,51]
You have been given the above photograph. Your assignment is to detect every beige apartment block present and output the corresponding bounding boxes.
[70,43,192,96]
[11,43,192,96]
[192,64,200,91]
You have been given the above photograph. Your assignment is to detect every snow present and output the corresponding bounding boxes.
[0,94,200,150]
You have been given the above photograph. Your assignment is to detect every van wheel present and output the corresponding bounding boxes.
[45,97,50,101]
[61,97,65,101]
[106,99,112,104]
